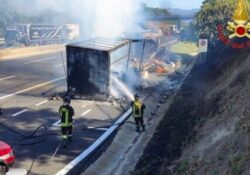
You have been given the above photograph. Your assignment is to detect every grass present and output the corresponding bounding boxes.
[227,155,242,175]
[176,160,190,175]
[209,170,219,175]
[170,42,199,56]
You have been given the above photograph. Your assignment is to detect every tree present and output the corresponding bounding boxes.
[141,3,170,17]
[196,0,250,46]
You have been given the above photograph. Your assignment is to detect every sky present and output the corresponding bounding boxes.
[144,0,204,10]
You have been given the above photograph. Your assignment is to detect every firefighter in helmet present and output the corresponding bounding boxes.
[59,96,74,147]
[131,94,146,132]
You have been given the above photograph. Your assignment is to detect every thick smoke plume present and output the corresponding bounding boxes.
[2,0,149,39]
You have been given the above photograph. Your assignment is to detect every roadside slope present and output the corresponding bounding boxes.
[132,46,250,175]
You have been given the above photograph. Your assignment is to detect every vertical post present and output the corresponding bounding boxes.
[177,15,181,31]
[205,52,207,64]
[139,39,146,72]
[126,41,132,73]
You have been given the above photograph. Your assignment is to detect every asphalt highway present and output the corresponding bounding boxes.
[0,52,126,175]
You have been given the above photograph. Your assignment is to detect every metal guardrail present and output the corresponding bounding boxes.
[0,45,65,60]
[0,38,4,45]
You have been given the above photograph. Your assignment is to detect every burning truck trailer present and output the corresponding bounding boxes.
[66,38,133,101]
[65,29,174,101]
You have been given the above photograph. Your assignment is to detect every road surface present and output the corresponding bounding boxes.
[0,52,126,175]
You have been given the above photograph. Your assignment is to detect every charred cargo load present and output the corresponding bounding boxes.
[66,39,130,100]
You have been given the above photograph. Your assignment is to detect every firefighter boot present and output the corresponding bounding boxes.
[62,138,68,148]
[142,124,146,132]
[63,142,67,148]
[136,125,140,132]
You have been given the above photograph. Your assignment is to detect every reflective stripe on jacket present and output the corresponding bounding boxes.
[59,106,73,127]
[132,100,142,118]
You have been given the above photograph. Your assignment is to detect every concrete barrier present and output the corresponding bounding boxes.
[0,38,4,45]
[0,45,65,60]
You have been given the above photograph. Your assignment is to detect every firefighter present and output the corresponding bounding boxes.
[59,96,74,147]
[131,94,146,132]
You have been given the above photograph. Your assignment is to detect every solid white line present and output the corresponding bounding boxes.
[0,76,65,100]
[95,128,109,131]
[35,100,48,106]
[54,63,65,67]
[55,108,132,175]
[51,142,63,160]
[52,120,61,127]
[24,57,57,64]
[87,127,108,131]
[11,109,28,117]
[81,109,91,116]
[0,75,16,81]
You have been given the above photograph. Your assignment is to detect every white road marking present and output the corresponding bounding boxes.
[52,120,61,127]
[54,63,65,67]
[24,57,57,64]
[55,108,132,175]
[0,76,65,100]
[0,75,16,81]
[11,109,28,117]
[81,109,91,116]
[97,128,109,131]
[35,100,48,106]
[96,128,109,131]
[87,127,108,131]
[51,141,63,160]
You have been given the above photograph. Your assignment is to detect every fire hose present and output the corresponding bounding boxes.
[0,123,55,146]
[0,116,152,175]
[0,119,151,146]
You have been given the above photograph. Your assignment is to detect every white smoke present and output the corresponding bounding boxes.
[93,0,141,38]
[3,0,145,39]
[143,0,171,8]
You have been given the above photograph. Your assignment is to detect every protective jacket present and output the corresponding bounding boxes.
[59,105,74,127]
[131,100,145,118]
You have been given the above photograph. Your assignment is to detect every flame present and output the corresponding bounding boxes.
[156,66,167,74]
[142,70,149,79]
[233,0,249,24]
